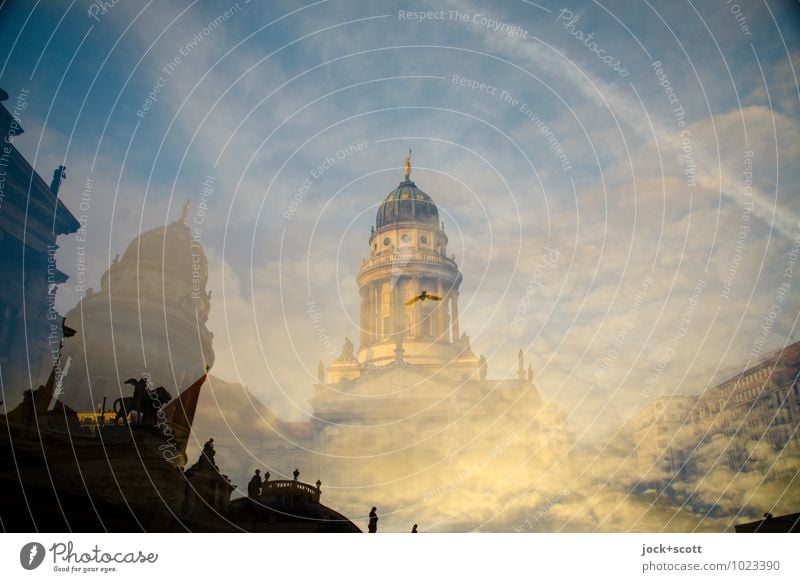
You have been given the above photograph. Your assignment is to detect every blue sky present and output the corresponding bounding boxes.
[2,0,800,436]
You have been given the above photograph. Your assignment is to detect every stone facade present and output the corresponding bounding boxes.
[627,341,800,485]
[0,93,79,400]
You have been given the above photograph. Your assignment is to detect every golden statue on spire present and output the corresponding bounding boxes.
[404,149,412,180]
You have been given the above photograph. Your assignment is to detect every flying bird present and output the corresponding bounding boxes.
[405,290,442,305]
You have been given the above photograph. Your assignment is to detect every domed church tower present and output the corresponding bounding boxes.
[329,153,480,381]
[303,155,569,495]
[58,201,214,411]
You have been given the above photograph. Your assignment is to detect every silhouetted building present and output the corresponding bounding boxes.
[0,371,359,532]
[58,202,214,412]
[182,440,236,525]
[226,476,360,533]
[0,367,206,531]
[0,89,79,399]
[734,512,800,533]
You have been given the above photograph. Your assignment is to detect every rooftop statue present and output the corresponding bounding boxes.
[247,470,262,498]
[112,377,171,425]
[202,437,217,468]
[338,337,355,361]
[50,165,66,195]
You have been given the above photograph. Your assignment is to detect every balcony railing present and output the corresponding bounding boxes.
[259,480,321,503]
[359,251,458,275]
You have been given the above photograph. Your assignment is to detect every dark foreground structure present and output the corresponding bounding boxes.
[734,513,800,533]
[0,370,360,532]
[0,85,358,532]
[0,89,80,398]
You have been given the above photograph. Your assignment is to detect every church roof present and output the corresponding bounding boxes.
[120,214,206,275]
[375,179,439,228]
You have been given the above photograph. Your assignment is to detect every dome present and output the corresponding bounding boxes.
[120,218,207,277]
[97,207,212,321]
[60,205,215,411]
[375,179,439,229]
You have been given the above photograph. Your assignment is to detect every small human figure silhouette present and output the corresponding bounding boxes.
[316,479,322,489]
[247,469,262,498]
[411,524,418,533]
[293,468,300,481]
[368,507,378,533]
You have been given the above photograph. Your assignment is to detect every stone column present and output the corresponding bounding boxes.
[450,290,460,341]
[376,282,383,340]
[437,279,447,341]
[389,279,398,337]
[359,286,368,347]
[370,283,378,344]
[411,277,421,338]
[365,283,373,345]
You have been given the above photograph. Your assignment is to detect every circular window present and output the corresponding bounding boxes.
[383,237,391,246]
[401,234,411,243]
[420,235,429,245]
